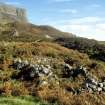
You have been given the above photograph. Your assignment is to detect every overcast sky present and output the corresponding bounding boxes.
[1,0,105,41]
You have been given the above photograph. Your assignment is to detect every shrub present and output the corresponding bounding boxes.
[0,80,29,96]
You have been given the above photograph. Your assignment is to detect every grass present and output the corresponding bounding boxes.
[0,96,48,105]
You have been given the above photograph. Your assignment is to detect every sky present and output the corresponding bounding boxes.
[1,0,105,41]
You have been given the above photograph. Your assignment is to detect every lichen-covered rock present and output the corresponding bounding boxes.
[98,83,104,88]
[12,29,19,36]
[12,58,53,81]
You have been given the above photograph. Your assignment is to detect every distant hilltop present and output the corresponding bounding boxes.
[0,3,27,23]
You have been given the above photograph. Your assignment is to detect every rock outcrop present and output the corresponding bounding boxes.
[0,3,27,22]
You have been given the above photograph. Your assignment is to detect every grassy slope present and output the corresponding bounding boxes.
[55,37,105,61]
[0,41,105,105]
[0,41,105,79]
[0,22,73,42]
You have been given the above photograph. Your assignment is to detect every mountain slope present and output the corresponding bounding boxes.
[1,21,105,62]
[0,22,74,42]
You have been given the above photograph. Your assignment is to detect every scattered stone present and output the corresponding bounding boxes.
[98,83,104,88]
[103,82,105,87]
[12,58,105,94]
[102,87,105,91]
[88,88,93,93]
[39,81,48,86]
[12,29,19,36]
[12,58,53,81]
[97,87,102,92]
[64,63,73,70]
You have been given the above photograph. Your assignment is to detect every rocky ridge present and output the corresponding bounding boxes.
[0,3,27,22]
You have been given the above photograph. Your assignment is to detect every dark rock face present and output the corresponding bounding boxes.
[0,3,27,22]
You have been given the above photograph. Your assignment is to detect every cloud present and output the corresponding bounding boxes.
[60,9,77,14]
[65,17,104,25]
[90,4,101,8]
[51,0,72,2]
[5,2,20,6]
[50,16,105,41]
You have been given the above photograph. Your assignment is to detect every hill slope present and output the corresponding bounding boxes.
[0,22,74,42]
[1,3,105,105]
[55,37,105,61]
[1,21,105,62]
[0,41,105,105]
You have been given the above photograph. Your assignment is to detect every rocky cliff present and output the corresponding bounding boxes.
[0,3,27,22]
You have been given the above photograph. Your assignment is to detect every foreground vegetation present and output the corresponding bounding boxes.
[0,21,105,105]
[0,41,104,105]
[55,37,105,61]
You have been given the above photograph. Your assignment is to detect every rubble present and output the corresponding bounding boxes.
[63,63,105,94]
[12,58,105,94]
[11,58,61,87]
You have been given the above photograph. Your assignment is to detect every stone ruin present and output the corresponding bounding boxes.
[63,63,105,94]
[11,58,105,95]
[11,58,59,86]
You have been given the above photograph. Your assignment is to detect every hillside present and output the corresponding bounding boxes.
[0,3,105,105]
[0,41,105,105]
[0,20,105,105]
[55,37,105,62]
[0,19,105,105]
[0,22,74,42]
